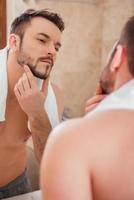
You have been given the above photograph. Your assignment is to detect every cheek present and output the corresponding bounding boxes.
[22,45,39,60]
[53,53,57,60]
[21,39,49,59]
[21,40,38,54]
[29,44,45,57]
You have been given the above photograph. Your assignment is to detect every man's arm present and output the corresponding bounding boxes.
[30,83,64,162]
[40,120,93,200]
[14,65,63,162]
[29,110,52,162]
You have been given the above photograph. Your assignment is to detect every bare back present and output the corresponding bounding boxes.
[90,109,134,200]
[0,96,30,186]
[41,109,134,200]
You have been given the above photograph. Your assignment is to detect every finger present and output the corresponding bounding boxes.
[22,73,31,91]
[41,78,49,93]
[85,103,98,114]
[23,65,38,89]
[16,78,24,95]
[14,84,21,100]
[95,83,103,95]
[86,95,106,106]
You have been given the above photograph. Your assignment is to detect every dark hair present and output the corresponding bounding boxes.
[10,9,65,40]
[119,16,134,76]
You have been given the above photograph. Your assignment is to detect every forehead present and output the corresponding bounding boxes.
[24,17,62,41]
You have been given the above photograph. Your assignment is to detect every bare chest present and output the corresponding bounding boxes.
[0,98,31,145]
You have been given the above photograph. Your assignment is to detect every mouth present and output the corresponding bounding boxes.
[40,58,53,66]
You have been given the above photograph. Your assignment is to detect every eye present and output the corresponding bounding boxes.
[37,39,46,44]
[55,46,60,52]
[55,48,59,52]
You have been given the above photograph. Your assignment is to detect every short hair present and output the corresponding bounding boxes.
[119,16,134,76]
[10,9,65,40]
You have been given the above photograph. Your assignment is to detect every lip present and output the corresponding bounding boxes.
[41,59,53,65]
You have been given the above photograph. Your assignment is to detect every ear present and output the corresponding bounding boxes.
[110,45,125,72]
[9,34,21,52]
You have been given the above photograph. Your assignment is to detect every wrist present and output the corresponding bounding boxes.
[29,111,52,134]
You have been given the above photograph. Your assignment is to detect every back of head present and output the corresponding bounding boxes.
[10,9,65,40]
[119,16,134,76]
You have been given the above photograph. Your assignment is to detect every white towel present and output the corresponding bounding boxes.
[37,79,60,128]
[0,47,59,128]
[0,47,8,121]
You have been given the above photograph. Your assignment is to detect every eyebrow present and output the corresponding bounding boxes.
[37,33,61,47]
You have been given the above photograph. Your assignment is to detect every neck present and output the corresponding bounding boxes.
[7,49,24,98]
[114,67,133,92]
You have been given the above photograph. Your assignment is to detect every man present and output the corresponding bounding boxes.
[40,16,134,200]
[0,9,64,199]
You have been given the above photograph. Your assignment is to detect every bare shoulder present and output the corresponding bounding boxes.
[42,117,83,154]
[44,108,134,154]
[43,108,134,169]
[84,108,134,146]
[84,109,134,199]
[41,109,134,199]
[51,82,64,121]
[85,108,134,130]
[41,118,93,200]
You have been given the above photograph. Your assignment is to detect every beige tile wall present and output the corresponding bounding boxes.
[101,0,134,68]
[6,0,134,117]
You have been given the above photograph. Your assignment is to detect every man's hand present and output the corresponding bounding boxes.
[14,65,52,162]
[85,84,106,114]
[14,65,49,119]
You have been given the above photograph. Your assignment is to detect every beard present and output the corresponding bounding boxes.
[17,59,51,80]
[100,78,112,94]
[99,65,115,94]
[99,43,118,94]
[17,47,53,80]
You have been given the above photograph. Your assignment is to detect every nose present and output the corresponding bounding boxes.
[47,42,57,57]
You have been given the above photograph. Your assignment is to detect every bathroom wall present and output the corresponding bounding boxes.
[101,0,134,68]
